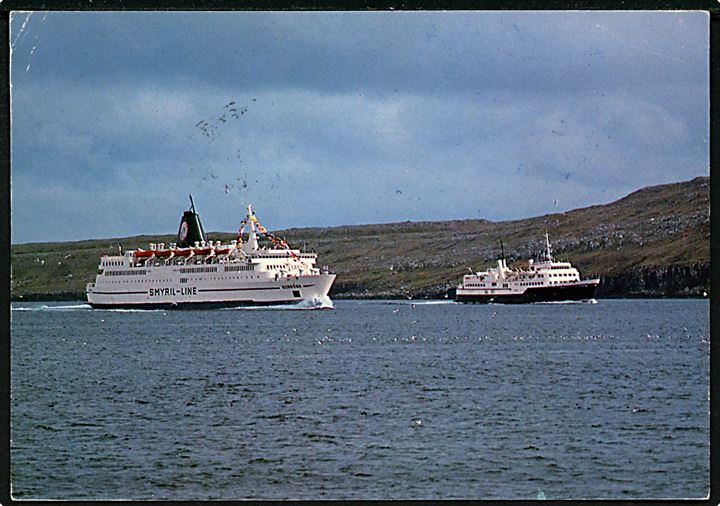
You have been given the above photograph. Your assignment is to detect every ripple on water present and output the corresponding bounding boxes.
[10,299,709,500]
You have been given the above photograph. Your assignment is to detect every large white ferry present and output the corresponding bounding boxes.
[455,233,600,304]
[86,197,336,309]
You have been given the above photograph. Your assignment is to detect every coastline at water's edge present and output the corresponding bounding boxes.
[11,177,709,303]
[10,292,710,303]
[12,265,709,302]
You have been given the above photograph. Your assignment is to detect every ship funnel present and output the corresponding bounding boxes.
[497,259,506,279]
[177,195,207,248]
[497,239,507,278]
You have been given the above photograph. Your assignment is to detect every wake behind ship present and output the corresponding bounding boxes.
[455,233,599,304]
[86,197,336,309]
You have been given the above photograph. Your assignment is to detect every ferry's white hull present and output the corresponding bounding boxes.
[87,201,336,310]
[87,270,336,309]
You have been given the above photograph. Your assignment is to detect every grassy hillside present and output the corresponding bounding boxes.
[11,176,710,300]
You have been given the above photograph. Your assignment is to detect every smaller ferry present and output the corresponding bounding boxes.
[455,233,599,304]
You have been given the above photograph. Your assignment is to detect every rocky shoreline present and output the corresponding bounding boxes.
[329,269,710,300]
[11,265,710,304]
[11,177,710,303]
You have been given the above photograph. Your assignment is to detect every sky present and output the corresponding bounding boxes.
[10,10,709,244]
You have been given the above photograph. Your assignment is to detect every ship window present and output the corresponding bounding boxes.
[491,282,497,287]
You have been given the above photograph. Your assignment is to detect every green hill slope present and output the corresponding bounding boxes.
[11,176,710,301]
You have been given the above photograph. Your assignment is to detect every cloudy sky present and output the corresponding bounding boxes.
[10,10,708,244]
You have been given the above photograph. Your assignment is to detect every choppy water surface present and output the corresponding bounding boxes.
[11,299,709,500]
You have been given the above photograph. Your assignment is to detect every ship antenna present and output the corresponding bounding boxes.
[500,239,505,263]
[189,194,196,213]
[545,230,553,261]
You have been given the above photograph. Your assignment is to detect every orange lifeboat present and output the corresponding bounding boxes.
[133,249,154,258]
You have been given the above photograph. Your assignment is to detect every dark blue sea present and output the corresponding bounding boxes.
[10,298,709,500]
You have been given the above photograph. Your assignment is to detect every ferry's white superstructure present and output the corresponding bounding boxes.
[86,200,336,309]
[456,233,599,304]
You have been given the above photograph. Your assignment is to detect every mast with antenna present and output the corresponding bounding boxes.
[544,231,554,261]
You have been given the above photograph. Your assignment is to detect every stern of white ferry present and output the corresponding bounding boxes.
[85,282,96,304]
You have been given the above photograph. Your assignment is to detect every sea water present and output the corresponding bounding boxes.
[10,299,709,500]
